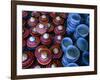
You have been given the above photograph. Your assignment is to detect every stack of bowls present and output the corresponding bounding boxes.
[66,13,81,34]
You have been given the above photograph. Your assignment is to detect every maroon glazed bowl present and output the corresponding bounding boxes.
[36,48,52,65]
[31,11,40,18]
[54,35,63,44]
[35,45,47,58]
[50,12,57,18]
[45,23,54,32]
[50,44,62,59]
[22,51,34,69]
[46,60,62,68]
[53,16,64,25]
[27,36,40,48]
[27,17,38,27]
[40,33,52,45]
[39,15,49,24]
[58,13,67,19]
[36,23,47,35]
[30,27,40,37]
[54,25,65,35]
[23,28,30,38]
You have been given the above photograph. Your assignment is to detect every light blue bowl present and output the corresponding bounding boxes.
[61,37,73,53]
[76,38,88,51]
[74,24,89,39]
[82,51,89,66]
[64,45,80,63]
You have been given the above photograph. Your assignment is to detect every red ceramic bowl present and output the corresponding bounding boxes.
[23,28,30,38]
[53,16,64,25]
[27,17,38,27]
[22,51,34,69]
[46,60,62,68]
[50,44,62,59]
[36,48,52,65]
[36,23,47,35]
[54,25,65,35]
[27,36,40,48]
[40,33,52,45]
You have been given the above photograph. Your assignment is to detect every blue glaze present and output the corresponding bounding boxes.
[74,24,89,39]
[67,63,78,67]
[61,37,73,53]
[82,51,89,66]
[62,56,69,67]
[66,13,81,34]
[76,38,88,51]
[68,13,81,25]
[64,45,80,63]
[86,16,89,26]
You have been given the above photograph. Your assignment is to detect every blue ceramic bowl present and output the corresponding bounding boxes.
[86,16,89,26]
[82,51,89,66]
[62,56,69,67]
[76,37,88,51]
[66,13,81,34]
[61,37,73,53]
[67,63,78,67]
[64,45,80,63]
[74,24,89,39]
[67,13,81,25]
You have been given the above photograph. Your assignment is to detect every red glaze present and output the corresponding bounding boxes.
[50,44,62,59]
[39,15,49,24]
[36,48,52,65]
[28,17,38,27]
[23,39,26,47]
[30,61,42,68]
[40,33,52,45]
[41,12,48,15]
[45,23,54,32]
[53,16,64,25]
[22,11,28,18]
[23,28,30,38]
[36,23,47,35]
[46,60,62,68]
[50,12,56,18]
[54,35,63,44]
[27,36,40,48]
[30,27,40,36]
[58,13,67,19]
[35,45,47,58]
[31,11,40,17]
[22,20,26,27]
[54,25,65,35]
[22,51,34,69]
